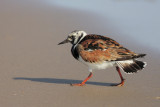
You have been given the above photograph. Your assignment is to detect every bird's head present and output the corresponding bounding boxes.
[58,30,87,45]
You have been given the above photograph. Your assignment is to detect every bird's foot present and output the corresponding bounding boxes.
[70,72,92,86]
[70,83,85,86]
[111,79,125,87]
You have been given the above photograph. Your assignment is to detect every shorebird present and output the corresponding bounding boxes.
[58,30,147,86]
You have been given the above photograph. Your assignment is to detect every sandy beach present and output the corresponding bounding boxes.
[0,0,160,107]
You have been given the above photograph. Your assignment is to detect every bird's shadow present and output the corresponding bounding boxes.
[13,77,118,86]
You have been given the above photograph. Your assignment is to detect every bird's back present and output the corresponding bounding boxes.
[76,34,141,63]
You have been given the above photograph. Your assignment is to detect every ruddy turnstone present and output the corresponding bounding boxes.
[58,30,147,86]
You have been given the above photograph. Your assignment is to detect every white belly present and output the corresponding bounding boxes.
[78,56,116,71]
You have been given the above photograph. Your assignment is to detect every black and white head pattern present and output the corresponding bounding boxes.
[67,30,87,45]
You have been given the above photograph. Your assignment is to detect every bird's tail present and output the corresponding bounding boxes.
[116,60,147,74]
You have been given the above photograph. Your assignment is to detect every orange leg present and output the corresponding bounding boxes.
[113,66,125,86]
[71,72,93,86]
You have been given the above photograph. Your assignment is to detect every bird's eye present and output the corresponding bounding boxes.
[70,36,74,39]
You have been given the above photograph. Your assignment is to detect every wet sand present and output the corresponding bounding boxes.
[0,0,160,107]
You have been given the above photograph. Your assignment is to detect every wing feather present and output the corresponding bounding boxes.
[77,35,139,63]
